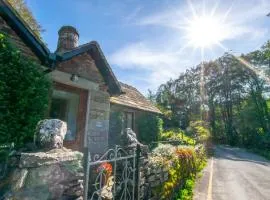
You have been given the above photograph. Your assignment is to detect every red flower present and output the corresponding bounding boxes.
[97,162,113,175]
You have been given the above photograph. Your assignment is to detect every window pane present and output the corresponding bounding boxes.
[126,112,133,129]
[50,90,79,141]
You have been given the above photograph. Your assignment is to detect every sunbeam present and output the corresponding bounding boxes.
[218,43,270,83]
[181,0,233,49]
[180,0,233,117]
[178,0,268,118]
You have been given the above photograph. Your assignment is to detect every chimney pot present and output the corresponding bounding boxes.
[56,26,79,53]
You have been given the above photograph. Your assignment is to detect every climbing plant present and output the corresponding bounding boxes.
[0,33,51,147]
[137,113,163,144]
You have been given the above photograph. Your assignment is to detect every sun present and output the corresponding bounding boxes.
[186,15,225,48]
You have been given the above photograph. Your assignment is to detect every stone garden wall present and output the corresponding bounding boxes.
[137,144,205,200]
[138,157,170,200]
[5,148,84,200]
[1,119,84,200]
[1,120,204,200]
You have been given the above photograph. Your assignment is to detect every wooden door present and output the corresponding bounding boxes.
[50,82,88,151]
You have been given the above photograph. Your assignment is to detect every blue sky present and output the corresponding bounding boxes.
[26,0,270,94]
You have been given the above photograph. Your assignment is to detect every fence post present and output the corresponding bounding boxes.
[135,144,141,200]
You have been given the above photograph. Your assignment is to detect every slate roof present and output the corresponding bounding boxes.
[110,82,161,114]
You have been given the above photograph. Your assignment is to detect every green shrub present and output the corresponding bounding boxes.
[137,113,163,144]
[187,120,210,143]
[149,144,207,199]
[0,33,51,147]
[175,177,195,200]
[160,128,196,145]
[152,143,175,158]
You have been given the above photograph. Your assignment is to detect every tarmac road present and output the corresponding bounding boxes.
[194,145,270,200]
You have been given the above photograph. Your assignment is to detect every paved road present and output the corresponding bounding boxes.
[194,146,270,200]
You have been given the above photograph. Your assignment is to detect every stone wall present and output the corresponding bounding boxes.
[87,90,110,154]
[3,148,84,200]
[138,157,169,200]
[0,16,40,62]
[57,53,107,91]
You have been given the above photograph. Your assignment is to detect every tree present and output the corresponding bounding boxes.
[152,40,270,149]
[146,89,156,103]
[7,0,44,39]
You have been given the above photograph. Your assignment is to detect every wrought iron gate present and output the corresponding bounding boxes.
[84,145,139,200]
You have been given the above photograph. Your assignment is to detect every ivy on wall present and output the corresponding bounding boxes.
[137,113,163,144]
[0,33,51,147]
[108,111,124,147]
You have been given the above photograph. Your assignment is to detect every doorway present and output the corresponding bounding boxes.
[50,82,88,151]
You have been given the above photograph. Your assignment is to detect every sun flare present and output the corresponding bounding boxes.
[186,15,225,48]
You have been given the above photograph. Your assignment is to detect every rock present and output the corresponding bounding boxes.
[35,119,67,150]
[19,148,83,168]
[10,169,28,191]
[63,179,83,197]
[122,128,149,155]
[5,148,84,200]
[4,186,50,200]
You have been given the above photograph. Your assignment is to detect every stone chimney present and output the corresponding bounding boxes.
[56,26,79,53]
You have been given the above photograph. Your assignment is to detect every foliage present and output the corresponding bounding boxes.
[0,33,51,147]
[7,0,44,39]
[175,177,195,200]
[250,148,270,160]
[152,40,270,150]
[146,89,157,104]
[187,121,210,143]
[149,144,207,199]
[137,113,163,144]
[160,128,196,145]
[109,111,124,146]
[152,144,175,158]
[157,104,176,127]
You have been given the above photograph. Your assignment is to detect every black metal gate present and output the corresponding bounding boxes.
[83,145,140,200]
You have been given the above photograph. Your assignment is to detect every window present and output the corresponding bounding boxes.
[124,112,134,130]
[50,89,79,141]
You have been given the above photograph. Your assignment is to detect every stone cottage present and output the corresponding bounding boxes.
[0,0,161,155]
[109,83,161,146]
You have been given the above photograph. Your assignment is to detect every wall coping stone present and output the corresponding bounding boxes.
[19,148,83,168]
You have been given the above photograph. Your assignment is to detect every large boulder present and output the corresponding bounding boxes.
[35,119,67,150]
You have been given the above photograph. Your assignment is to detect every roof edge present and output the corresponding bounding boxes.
[0,0,51,65]
[110,101,162,115]
[56,41,122,95]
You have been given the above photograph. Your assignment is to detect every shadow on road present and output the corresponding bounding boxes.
[214,145,270,167]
